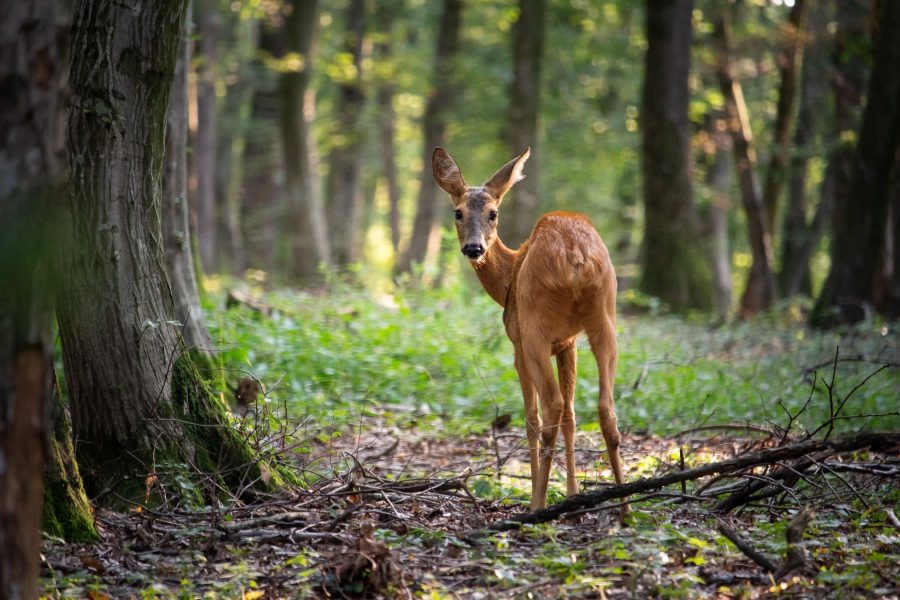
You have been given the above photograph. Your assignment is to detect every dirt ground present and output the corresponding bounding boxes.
[40,415,899,599]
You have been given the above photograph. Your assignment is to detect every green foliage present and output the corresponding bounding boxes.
[208,276,898,436]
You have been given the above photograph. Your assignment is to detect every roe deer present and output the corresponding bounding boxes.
[433,147,626,511]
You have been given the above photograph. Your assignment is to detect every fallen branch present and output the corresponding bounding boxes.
[717,522,778,574]
[479,431,898,533]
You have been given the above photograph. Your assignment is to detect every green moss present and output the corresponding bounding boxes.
[42,429,98,542]
[170,354,284,495]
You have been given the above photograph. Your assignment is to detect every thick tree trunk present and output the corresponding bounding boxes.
[504,0,546,247]
[779,0,828,297]
[375,1,402,255]
[640,0,713,311]
[396,0,464,274]
[164,1,213,356]
[0,1,69,595]
[326,0,368,268]
[59,0,270,503]
[812,1,900,326]
[761,0,806,238]
[195,0,220,273]
[280,0,330,282]
[714,12,777,316]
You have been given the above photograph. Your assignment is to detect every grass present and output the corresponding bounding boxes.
[206,273,899,438]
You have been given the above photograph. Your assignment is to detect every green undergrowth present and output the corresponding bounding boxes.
[207,276,899,438]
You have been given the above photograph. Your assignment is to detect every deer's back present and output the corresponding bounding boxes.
[507,212,615,346]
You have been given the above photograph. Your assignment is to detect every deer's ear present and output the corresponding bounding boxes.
[432,148,467,201]
[484,147,530,202]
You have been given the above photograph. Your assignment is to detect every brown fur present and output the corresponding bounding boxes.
[433,147,626,511]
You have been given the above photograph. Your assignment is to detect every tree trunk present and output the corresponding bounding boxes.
[504,0,546,247]
[216,10,260,276]
[705,114,733,320]
[59,0,271,503]
[326,0,368,269]
[375,0,403,255]
[714,12,777,316]
[164,1,213,356]
[640,0,713,311]
[195,0,220,273]
[396,0,464,274]
[761,0,806,238]
[0,1,70,595]
[779,0,828,297]
[812,1,900,326]
[280,0,330,282]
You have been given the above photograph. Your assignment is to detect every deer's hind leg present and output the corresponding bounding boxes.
[586,311,626,489]
[556,340,579,497]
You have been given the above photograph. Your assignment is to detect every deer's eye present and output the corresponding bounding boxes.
[454,209,463,221]
[489,210,498,221]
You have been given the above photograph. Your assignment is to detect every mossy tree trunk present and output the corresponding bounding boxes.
[640,0,714,311]
[0,0,74,595]
[58,0,272,506]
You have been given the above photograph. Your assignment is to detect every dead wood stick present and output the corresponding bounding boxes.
[479,431,898,533]
[774,506,813,579]
[219,510,309,532]
[717,522,778,574]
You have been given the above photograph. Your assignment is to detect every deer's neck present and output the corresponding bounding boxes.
[472,238,518,307]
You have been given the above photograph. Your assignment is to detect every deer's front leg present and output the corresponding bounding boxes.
[514,346,541,508]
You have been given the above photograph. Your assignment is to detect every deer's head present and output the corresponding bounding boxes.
[432,147,531,261]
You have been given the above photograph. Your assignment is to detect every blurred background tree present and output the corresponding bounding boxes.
[180,0,897,325]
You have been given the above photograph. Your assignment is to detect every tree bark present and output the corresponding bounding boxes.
[216,9,260,276]
[504,0,546,247]
[164,1,213,356]
[280,0,330,282]
[761,0,806,238]
[779,0,829,297]
[0,1,69,595]
[640,0,713,311]
[714,12,777,316]
[59,0,270,502]
[812,1,900,326]
[326,0,368,269]
[705,114,733,320]
[396,0,464,274]
[375,0,402,255]
[195,0,220,273]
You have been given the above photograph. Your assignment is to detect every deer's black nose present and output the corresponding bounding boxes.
[462,243,485,259]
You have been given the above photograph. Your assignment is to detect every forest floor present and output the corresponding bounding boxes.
[40,411,899,599]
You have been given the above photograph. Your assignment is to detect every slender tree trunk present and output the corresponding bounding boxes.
[779,0,828,297]
[812,1,900,326]
[326,0,368,268]
[396,0,464,274]
[714,12,777,316]
[640,0,713,311]
[59,0,269,502]
[216,11,260,276]
[761,0,806,238]
[195,0,220,273]
[280,0,330,281]
[375,1,402,255]
[164,1,213,356]
[705,114,733,320]
[0,1,70,595]
[505,0,546,247]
